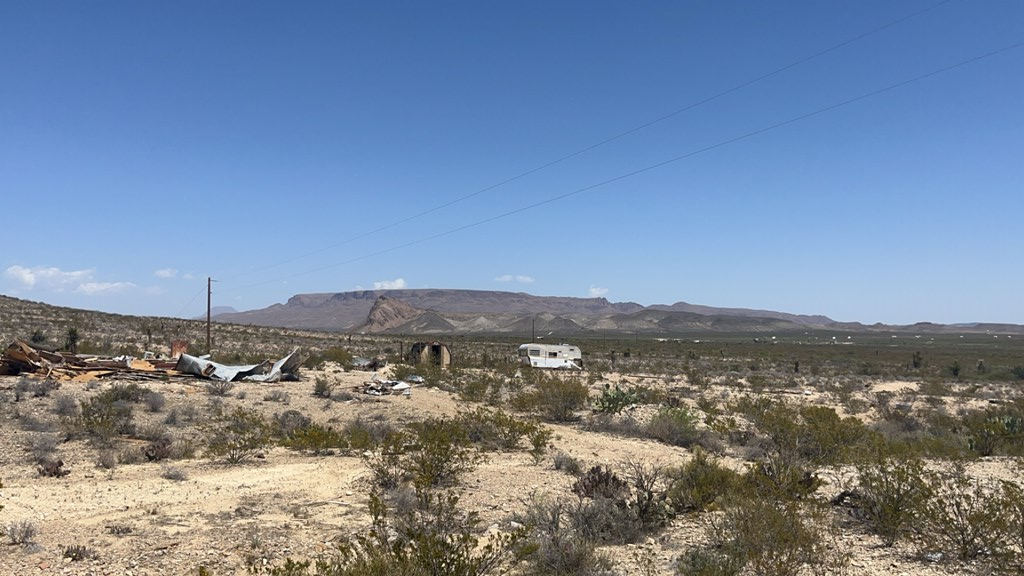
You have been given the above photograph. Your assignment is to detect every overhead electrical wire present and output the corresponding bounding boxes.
[214,0,954,286]
[234,39,1023,291]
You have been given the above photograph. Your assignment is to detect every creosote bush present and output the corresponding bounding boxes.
[268,490,529,576]
[513,375,589,422]
[667,449,742,513]
[203,407,272,464]
[845,453,931,547]
[646,405,701,447]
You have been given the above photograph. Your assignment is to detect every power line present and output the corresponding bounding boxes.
[217,0,954,284]
[236,40,1022,289]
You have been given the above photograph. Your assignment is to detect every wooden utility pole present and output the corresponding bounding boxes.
[206,277,212,354]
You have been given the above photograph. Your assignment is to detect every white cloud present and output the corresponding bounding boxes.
[154,268,177,278]
[495,274,535,284]
[589,286,608,297]
[183,272,195,280]
[374,278,407,290]
[5,265,94,291]
[4,264,138,297]
[75,282,136,295]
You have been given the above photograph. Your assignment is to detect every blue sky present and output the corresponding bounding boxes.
[2,1,1022,325]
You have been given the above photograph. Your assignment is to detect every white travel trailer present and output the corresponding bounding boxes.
[517,343,583,370]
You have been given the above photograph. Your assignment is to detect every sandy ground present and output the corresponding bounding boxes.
[0,367,1013,575]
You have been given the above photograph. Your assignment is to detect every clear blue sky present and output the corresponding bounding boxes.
[2,1,1022,325]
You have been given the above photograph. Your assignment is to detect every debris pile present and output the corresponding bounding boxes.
[360,373,414,396]
[1,340,302,383]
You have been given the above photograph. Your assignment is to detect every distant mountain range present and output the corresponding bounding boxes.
[212,289,1024,336]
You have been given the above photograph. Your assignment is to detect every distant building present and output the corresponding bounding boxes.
[407,341,452,368]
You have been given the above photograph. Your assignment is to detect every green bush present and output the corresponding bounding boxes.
[676,546,744,576]
[646,406,700,447]
[284,423,350,456]
[78,396,135,441]
[458,407,531,451]
[667,449,741,513]
[363,430,410,490]
[849,454,931,546]
[513,376,589,423]
[707,499,841,576]
[98,382,151,403]
[313,376,337,398]
[405,417,481,489]
[274,491,528,576]
[918,461,1012,562]
[203,407,272,464]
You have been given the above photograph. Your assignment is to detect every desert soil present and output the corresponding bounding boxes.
[0,367,1011,575]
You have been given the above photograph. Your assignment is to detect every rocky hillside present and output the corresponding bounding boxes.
[212,289,1024,337]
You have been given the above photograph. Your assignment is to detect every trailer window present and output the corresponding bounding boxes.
[529,349,541,357]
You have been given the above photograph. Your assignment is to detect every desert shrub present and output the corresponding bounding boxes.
[16,411,55,433]
[963,408,1024,457]
[343,416,396,452]
[363,430,412,490]
[313,376,336,398]
[514,376,589,423]
[753,404,873,469]
[917,461,1012,562]
[622,458,673,530]
[6,520,38,545]
[667,449,742,513]
[98,382,150,403]
[24,433,60,464]
[844,454,931,546]
[78,395,135,441]
[284,423,349,456]
[516,495,614,576]
[13,378,31,401]
[52,393,79,418]
[203,407,272,464]
[742,453,822,502]
[564,463,671,544]
[405,417,480,488]
[527,424,554,463]
[568,493,643,544]
[707,498,840,576]
[264,389,291,404]
[646,406,700,447]
[161,466,188,481]
[304,346,353,370]
[106,524,133,535]
[31,379,60,398]
[553,451,583,475]
[584,412,645,439]
[62,544,99,561]
[280,490,527,576]
[676,546,744,576]
[457,407,545,453]
[97,449,118,469]
[143,391,166,413]
[205,380,235,397]
[273,409,312,439]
